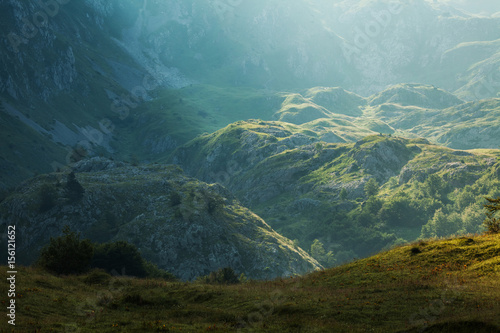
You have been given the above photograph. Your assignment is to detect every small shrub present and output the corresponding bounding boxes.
[238,273,248,283]
[483,217,500,234]
[197,267,240,285]
[123,292,148,305]
[458,237,475,246]
[143,261,177,281]
[310,239,336,267]
[83,269,112,285]
[410,247,421,255]
[37,226,94,275]
[364,178,379,197]
[207,195,225,215]
[91,241,177,280]
[418,240,427,246]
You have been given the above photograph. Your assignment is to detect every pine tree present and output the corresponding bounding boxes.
[65,171,84,202]
[483,197,500,234]
[364,178,380,197]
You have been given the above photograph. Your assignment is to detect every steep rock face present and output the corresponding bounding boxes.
[0,158,321,280]
[111,0,500,96]
[114,0,349,90]
[1,1,77,101]
[350,136,420,182]
[0,0,149,188]
[2,0,486,97]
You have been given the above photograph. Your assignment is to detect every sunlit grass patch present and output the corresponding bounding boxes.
[2,233,499,332]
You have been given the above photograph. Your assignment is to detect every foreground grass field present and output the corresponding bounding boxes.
[1,234,499,332]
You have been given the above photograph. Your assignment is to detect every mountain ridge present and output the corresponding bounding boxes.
[169,121,500,265]
[2,0,500,190]
[0,158,321,280]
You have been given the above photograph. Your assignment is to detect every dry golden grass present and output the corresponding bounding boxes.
[1,233,499,332]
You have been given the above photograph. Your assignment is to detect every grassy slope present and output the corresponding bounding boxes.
[1,233,499,332]
[169,120,500,258]
[119,84,282,161]
[100,82,500,166]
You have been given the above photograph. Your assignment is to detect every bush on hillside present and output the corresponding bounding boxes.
[92,240,177,280]
[196,267,240,284]
[310,239,336,267]
[37,227,176,280]
[91,241,148,277]
[37,226,94,275]
[364,178,379,197]
[483,196,500,234]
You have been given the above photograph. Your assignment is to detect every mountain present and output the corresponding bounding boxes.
[2,0,500,192]
[4,232,500,331]
[94,0,500,96]
[1,1,500,329]
[169,120,500,264]
[374,97,500,149]
[0,158,321,280]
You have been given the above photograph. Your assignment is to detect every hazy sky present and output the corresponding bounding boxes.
[430,0,500,15]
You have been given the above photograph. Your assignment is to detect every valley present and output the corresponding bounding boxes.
[0,0,500,331]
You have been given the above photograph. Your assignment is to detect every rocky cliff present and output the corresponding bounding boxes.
[0,157,321,280]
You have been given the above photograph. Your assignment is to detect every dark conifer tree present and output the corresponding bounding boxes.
[65,171,84,202]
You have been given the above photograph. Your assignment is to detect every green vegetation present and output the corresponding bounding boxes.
[4,233,500,332]
[64,171,85,202]
[92,241,148,278]
[483,197,500,234]
[37,226,94,275]
[170,121,500,265]
[195,267,241,285]
[310,239,336,267]
[364,178,379,197]
[1,164,319,280]
[36,226,176,280]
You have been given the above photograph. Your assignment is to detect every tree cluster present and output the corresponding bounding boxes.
[37,226,176,280]
[483,197,500,234]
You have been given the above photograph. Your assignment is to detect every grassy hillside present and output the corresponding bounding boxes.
[3,77,500,192]
[373,98,500,149]
[169,120,500,266]
[1,233,499,332]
